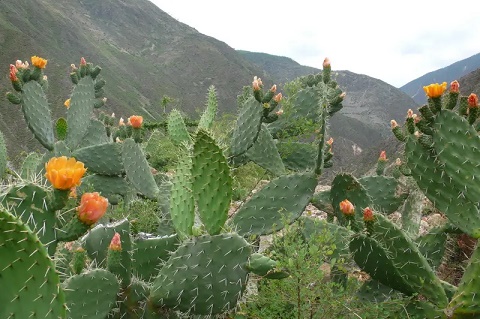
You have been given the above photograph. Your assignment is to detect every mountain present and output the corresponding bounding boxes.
[0,0,265,158]
[458,68,480,96]
[400,53,480,105]
[0,0,417,177]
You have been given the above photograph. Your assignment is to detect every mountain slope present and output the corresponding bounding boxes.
[400,52,480,105]
[0,0,266,158]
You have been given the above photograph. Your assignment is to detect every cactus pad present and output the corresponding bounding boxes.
[123,138,159,199]
[73,142,124,176]
[63,269,119,319]
[230,96,263,156]
[192,130,232,235]
[246,124,286,176]
[169,156,195,237]
[167,109,192,147]
[150,233,252,315]
[232,172,317,235]
[0,210,66,319]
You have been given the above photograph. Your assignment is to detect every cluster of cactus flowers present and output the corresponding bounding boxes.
[3,52,480,319]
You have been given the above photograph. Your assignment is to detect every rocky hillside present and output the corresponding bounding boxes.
[0,0,265,157]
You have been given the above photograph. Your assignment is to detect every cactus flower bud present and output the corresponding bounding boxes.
[468,93,478,108]
[379,151,387,161]
[270,84,277,93]
[80,57,87,65]
[77,192,108,225]
[109,233,122,251]
[45,156,87,190]
[323,57,331,68]
[363,207,374,222]
[273,93,283,103]
[339,199,355,216]
[252,76,263,91]
[128,115,143,128]
[64,99,71,109]
[119,117,125,126]
[15,60,28,69]
[390,119,398,129]
[450,80,460,93]
[9,64,18,82]
[31,56,48,69]
[423,82,447,98]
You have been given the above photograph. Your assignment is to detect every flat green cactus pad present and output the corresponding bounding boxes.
[0,210,66,319]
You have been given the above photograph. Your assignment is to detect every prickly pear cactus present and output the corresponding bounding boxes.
[150,233,252,315]
[0,210,66,319]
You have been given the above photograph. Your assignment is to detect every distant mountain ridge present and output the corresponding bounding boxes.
[400,53,480,105]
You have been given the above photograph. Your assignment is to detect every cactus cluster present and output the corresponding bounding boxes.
[3,52,479,319]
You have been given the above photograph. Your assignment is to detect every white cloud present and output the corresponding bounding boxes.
[150,0,480,87]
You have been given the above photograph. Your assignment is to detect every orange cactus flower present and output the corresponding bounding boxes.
[468,93,478,108]
[363,207,374,222]
[45,156,86,190]
[423,82,447,98]
[128,115,143,128]
[77,192,108,225]
[31,56,48,69]
[450,80,460,93]
[109,233,122,251]
[339,199,355,216]
[64,99,71,109]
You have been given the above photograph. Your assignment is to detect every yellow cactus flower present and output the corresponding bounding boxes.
[423,82,447,98]
[64,99,71,109]
[31,56,48,69]
[45,156,86,190]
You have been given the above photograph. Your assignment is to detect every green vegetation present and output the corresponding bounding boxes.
[1,51,480,319]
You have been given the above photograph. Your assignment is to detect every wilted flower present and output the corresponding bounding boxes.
[423,82,447,98]
[407,109,414,118]
[119,117,125,126]
[326,137,334,146]
[31,56,48,69]
[64,99,71,109]
[15,60,28,69]
[77,192,108,225]
[468,93,478,108]
[339,199,355,216]
[45,156,86,190]
[270,85,277,93]
[450,80,460,93]
[275,109,284,116]
[109,233,122,251]
[395,158,402,166]
[390,119,398,129]
[128,115,143,128]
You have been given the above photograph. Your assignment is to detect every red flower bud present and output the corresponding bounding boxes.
[468,93,478,108]
[363,207,374,222]
[109,233,122,251]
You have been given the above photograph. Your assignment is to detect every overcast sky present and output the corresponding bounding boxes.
[149,0,480,87]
